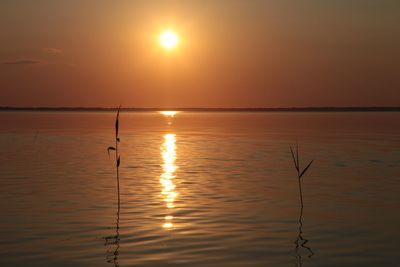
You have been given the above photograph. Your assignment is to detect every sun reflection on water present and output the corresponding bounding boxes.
[160,133,178,229]
[160,111,179,126]
[160,111,179,117]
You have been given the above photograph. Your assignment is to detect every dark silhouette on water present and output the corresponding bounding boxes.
[105,199,120,266]
[290,143,314,266]
[105,106,122,266]
[294,209,313,266]
[107,106,121,204]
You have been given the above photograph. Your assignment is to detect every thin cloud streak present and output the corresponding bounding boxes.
[42,48,63,54]
[3,59,41,65]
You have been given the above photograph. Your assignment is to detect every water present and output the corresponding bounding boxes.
[0,111,399,267]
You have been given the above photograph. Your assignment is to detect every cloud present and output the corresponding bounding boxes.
[42,48,63,55]
[3,59,41,65]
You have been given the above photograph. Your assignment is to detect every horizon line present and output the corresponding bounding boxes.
[1,106,400,112]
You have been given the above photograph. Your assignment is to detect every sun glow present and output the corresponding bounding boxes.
[160,30,179,49]
[160,111,179,117]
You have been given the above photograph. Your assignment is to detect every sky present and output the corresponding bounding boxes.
[0,0,399,108]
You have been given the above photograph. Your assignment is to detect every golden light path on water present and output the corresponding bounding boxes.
[161,133,177,229]
[160,111,179,230]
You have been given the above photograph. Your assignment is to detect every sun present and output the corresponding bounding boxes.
[160,30,179,49]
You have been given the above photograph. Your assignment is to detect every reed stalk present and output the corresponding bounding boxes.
[105,106,121,266]
[290,142,314,261]
[108,106,121,205]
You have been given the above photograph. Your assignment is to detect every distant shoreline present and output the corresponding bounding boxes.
[0,107,400,112]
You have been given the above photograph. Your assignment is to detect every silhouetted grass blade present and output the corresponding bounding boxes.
[290,143,314,261]
[299,160,313,178]
[107,147,116,156]
[115,106,120,138]
[290,146,299,171]
[296,142,299,170]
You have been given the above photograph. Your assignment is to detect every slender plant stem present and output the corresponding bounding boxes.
[113,110,121,266]
[291,143,314,261]
[115,133,120,206]
[298,175,304,216]
[105,107,121,267]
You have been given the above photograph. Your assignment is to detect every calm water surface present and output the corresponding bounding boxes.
[0,111,399,267]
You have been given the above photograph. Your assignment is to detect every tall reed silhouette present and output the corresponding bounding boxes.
[108,106,121,203]
[290,143,314,265]
[105,106,121,266]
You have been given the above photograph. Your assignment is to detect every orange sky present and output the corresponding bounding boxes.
[1,1,399,107]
